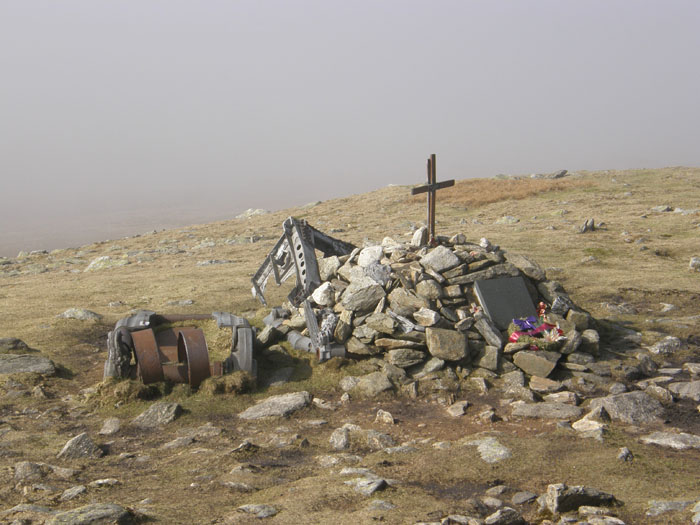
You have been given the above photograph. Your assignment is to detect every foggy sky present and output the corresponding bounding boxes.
[2,1,699,256]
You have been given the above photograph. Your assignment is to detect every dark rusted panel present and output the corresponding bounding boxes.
[210,361,223,376]
[177,328,211,387]
[162,363,189,383]
[132,329,164,384]
[154,328,181,362]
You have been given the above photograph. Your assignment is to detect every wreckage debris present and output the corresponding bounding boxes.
[104,311,255,387]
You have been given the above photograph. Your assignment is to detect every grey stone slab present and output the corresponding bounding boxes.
[473,276,536,330]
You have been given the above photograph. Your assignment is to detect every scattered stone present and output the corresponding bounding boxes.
[446,400,469,417]
[368,499,396,510]
[47,503,132,524]
[133,402,183,428]
[88,478,120,488]
[99,417,120,436]
[640,431,700,450]
[511,402,583,420]
[239,391,311,419]
[589,391,663,424]
[0,354,56,376]
[341,277,386,313]
[544,483,619,514]
[57,433,104,460]
[330,427,350,450]
[353,372,393,397]
[649,336,683,355]
[366,430,396,450]
[84,255,129,272]
[463,437,512,463]
[60,485,87,501]
[617,447,633,461]
[346,477,388,496]
[237,504,278,519]
[646,500,692,517]
[689,257,700,272]
[375,409,395,424]
[668,380,700,402]
[58,308,103,321]
[0,337,30,353]
[512,491,537,505]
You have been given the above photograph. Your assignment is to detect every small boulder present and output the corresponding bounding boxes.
[238,391,311,419]
[57,433,104,460]
[133,402,183,428]
[426,327,468,361]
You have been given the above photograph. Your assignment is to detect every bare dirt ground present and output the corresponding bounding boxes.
[0,167,699,524]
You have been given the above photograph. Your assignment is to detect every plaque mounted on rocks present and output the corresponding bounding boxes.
[473,276,536,330]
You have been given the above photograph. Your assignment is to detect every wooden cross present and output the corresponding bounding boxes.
[411,154,455,243]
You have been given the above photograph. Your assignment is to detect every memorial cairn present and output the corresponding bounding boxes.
[258,227,600,399]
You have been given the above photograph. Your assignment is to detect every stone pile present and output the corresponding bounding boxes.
[260,228,602,394]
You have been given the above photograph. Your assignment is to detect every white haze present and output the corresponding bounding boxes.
[1,1,699,256]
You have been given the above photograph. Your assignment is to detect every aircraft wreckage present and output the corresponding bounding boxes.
[104,217,355,386]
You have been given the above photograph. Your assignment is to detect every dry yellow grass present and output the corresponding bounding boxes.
[0,167,699,524]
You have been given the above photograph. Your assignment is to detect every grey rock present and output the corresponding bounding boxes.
[504,252,545,281]
[502,370,526,388]
[318,256,342,281]
[668,380,700,401]
[387,348,426,368]
[60,485,87,502]
[412,357,445,378]
[448,263,521,285]
[358,246,384,267]
[413,307,441,327]
[689,256,700,271]
[368,499,396,510]
[474,316,504,349]
[14,461,48,481]
[416,279,443,300]
[346,337,375,356]
[388,288,430,316]
[239,391,311,419]
[420,245,461,273]
[341,277,386,313]
[353,323,378,342]
[412,226,429,247]
[84,255,129,272]
[646,500,692,517]
[640,431,700,450]
[513,350,560,378]
[649,336,682,355]
[348,478,388,496]
[543,391,579,405]
[354,372,393,397]
[580,329,600,355]
[366,430,396,450]
[98,418,120,436]
[529,376,562,393]
[0,337,30,352]
[57,308,103,321]
[644,384,673,404]
[57,433,104,460]
[133,402,183,428]
[475,345,500,371]
[617,447,633,461]
[237,504,278,519]
[484,507,525,525]
[464,437,512,463]
[512,491,537,505]
[544,483,618,514]
[511,402,583,420]
[339,376,360,391]
[364,313,396,334]
[330,427,350,450]
[426,327,468,361]
[0,354,56,376]
[683,362,700,376]
[363,262,392,286]
[446,400,469,417]
[311,282,335,306]
[47,503,132,524]
[589,391,663,424]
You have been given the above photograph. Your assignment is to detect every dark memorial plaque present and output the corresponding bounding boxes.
[473,276,537,330]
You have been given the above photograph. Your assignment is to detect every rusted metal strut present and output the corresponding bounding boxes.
[104,310,256,387]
